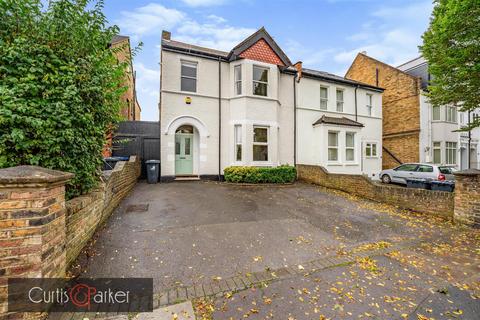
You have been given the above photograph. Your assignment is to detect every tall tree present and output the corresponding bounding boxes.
[0,0,129,198]
[420,0,480,130]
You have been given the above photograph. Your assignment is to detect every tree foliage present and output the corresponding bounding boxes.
[420,0,480,129]
[0,0,128,198]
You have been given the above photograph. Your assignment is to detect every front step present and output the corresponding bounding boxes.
[174,176,200,181]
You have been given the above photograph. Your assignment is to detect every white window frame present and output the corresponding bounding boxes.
[365,142,378,158]
[432,105,441,121]
[445,106,457,123]
[180,60,197,93]
[234,65,242,95]
[345,132,355,162]
[252,66,268,97]
[445,141,457,165]
[328,131,339,162]
[433,141,441,164]
[336,89,344,112]
[320,86,328,110]
[366,93,373,116]
[234,124,242,162]
[253,126,269,162]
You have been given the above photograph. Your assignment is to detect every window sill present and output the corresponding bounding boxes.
[345,162,359,166]
[326,162,342,166]
[365,156,379,159]
[251,161,273,166]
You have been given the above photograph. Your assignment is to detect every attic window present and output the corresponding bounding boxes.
[253,66,268,96]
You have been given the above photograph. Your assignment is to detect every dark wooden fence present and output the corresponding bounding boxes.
[112,121,160,179]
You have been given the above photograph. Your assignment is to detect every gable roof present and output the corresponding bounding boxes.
[161,27,291,65]
[313,115,364,127]
[227,27,292,66]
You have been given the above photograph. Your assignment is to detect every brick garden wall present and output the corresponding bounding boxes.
[0,157,140,319]
[297,164,454,218]
[453,170,480,228]
[65,156,140,266]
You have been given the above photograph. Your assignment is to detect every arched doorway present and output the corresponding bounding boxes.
[175,125,194,175]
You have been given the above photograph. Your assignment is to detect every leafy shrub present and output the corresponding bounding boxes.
[0,0,130,199]
[224,165,297,184]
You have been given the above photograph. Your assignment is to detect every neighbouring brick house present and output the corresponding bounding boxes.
[110,35,141,121]
[346,53,480,170]
[103,35,142,157]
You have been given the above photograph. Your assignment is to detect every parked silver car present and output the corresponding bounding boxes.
[380,163,456,184]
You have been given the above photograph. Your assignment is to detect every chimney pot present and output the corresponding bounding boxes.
[162,30,171,40]
[293,61,303,81]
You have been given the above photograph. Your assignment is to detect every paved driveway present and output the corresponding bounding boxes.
[76,181,479,319]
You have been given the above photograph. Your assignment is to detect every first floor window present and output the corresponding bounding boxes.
[253,66,268,96]
[234,125,242,161]
[445,142,457,165]
[234,65,242,95]
[336,89,344,112]
[366,93,373,116]
[365,142,378,157]
[253,126,268,161]
[345,132,355,161]
[433,142,441,163]
[432,106,441,120]
[181,61,197,92]
[446,106,457,123]
[320,86,328,110]
[328,131,338,161]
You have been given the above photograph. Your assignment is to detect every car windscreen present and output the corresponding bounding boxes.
[439,167,454,174]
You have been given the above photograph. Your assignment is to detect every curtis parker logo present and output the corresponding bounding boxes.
[28,283,130,309]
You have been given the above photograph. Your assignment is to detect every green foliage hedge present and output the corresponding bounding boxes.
[0,0,130,199]
[224,165,297,184]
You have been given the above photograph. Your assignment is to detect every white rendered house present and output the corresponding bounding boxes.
[159,28,384,181]
[398,57,480,169]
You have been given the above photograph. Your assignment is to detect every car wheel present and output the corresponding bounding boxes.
[381,174,391,184]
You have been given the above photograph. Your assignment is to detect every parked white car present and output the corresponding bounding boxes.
[380,163,456,185]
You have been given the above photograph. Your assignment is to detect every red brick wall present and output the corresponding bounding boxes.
[239,39,285,66]
[297,164,454,219]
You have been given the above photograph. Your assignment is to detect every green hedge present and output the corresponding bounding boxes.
[224,165,297,184]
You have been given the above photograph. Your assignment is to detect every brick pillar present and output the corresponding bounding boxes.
[453,169,480,228]
[0,166,73,318]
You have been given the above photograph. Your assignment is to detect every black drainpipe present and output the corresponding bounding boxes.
[218,58,222,181]
[293,75,297,166]
[354,85,359,121]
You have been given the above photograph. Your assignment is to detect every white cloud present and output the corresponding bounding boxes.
[206,14,227,24]
[175,21,255,51]
[334,0,433,69]
[180,0,227,7]
[117,4,185,37]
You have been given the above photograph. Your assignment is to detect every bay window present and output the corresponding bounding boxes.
[432,106,441,120]
[234,125,242,161]
[253,126,268,161]
[445,142,457,165]
[253,66,268,96]
[345,132,355,161]
[328,131,339,161]
[433,142,441,163]
[234,65,242,95]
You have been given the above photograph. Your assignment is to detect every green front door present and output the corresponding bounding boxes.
[175,133,193,175]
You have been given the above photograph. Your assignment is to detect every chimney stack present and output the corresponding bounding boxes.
[293,61,303,82]
[162,30,171,40]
